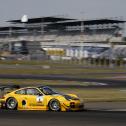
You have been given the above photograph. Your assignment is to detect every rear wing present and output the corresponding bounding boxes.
[0,85,20,98]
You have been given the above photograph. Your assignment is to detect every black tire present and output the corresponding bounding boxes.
[48,99,61,112]
[6,97,18,110]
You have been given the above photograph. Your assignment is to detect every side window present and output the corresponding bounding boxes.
[15,89,26,95]
[26,88,41,95]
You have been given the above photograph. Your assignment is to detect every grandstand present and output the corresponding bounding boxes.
[0,16,125,60]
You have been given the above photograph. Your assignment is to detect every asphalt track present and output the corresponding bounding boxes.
[0,75,126,126]
[1,74,126,126]
[0,74,126,88]
[0,110,126,126]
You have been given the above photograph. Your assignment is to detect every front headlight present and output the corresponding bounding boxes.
[64,95,79,101]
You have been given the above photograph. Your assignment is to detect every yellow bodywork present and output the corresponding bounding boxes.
[0,87,84,111]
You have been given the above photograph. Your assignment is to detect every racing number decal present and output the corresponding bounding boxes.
[36,96,43,103]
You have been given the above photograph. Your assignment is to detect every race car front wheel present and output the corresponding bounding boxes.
[6,97,18,110]
[49,99,61,111]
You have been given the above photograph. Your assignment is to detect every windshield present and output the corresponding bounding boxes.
[38,86,58,95]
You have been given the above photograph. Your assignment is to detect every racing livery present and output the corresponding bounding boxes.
[0,85,84,111]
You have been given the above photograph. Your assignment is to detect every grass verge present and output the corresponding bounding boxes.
[57,88,126,103]
[0,65,126,79]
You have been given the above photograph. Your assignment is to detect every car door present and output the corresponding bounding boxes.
[25,88,45,109]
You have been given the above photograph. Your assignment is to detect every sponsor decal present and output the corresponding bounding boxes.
[29,103,44,106]
[22,100,27,108]
[36,96,44,103]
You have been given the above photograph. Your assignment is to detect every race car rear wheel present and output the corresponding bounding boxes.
[6,97,17,110]
[49,99,61,111]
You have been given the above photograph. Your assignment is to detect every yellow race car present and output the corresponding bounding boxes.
[0,85,84,111]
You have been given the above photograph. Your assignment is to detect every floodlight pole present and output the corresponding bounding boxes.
[8,27,12,52]
[41,18,44,35]
[80,11,85,33]
[81,20,84,33]
[80,13,85,60]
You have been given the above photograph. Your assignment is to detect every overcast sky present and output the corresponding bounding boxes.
[0,0,126,26]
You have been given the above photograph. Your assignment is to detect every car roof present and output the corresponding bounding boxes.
[13,86,48,90]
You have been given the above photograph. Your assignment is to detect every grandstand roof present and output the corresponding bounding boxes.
[8,17,125,25]
[49,19,126,27]
[0,26,26,31]
[7,16,75,24]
